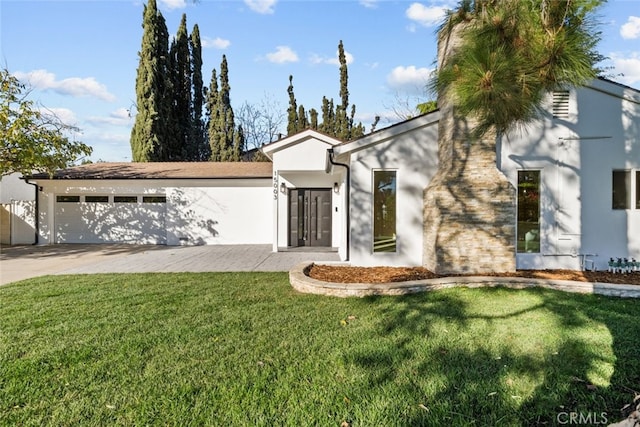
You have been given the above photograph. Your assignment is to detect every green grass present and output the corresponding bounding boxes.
[1,273,639,426]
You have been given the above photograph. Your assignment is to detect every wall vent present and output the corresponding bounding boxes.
[552,91,570,119]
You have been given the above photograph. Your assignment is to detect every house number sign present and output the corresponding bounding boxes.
[273,171,279,200]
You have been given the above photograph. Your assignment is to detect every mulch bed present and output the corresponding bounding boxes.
[307,264,640,286]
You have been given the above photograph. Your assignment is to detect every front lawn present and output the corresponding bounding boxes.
[1,273,638,426]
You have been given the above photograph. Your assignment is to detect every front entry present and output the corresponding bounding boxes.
[289,188,332,247]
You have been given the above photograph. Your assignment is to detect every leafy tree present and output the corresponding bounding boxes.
[1,68,92,178]
[130,0,172,161]
[431,0,604,137]
[417,100,437,114]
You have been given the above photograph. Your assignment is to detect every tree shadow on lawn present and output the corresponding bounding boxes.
[343,287,639,426]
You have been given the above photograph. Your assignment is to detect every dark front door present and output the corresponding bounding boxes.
[289,188,332,247]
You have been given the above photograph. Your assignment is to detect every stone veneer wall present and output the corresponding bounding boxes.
[422,23,516,274]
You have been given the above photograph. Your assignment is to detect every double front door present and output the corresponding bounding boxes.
[289,188,332,247]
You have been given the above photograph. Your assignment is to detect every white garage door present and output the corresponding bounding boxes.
[55,195,166,244]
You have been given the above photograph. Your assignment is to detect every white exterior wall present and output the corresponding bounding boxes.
[1,173,37,244]
[346,117,439,266]
[35,178,272,246]
[499,81,640,270]
[165,180,272,245]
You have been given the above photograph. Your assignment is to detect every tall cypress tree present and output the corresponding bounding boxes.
[286,75,300,135]
[205,68,223,160]
[130,0,172,161]
[336,40,349,139]
[219,55,238,160]
[168,13,192,161]
[206,56,242,161]
[190,24,208,160]
[285,41,364,140]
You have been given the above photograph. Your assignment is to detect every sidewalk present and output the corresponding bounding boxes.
[0,244,341,286]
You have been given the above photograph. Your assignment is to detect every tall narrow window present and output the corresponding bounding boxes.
[373,170,396,253]
[517,170,540,253]
[612,170,630,210]
[636,171,640,210]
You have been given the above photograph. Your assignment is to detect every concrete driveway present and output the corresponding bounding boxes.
[0,244,341,286]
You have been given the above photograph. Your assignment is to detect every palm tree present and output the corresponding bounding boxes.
[423,0,604,274]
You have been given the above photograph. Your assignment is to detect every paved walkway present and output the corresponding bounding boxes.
[0,244,341,286]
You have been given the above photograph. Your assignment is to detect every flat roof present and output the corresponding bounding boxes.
[27,162,273,180]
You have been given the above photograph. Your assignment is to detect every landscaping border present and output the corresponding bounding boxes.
[289,262,640,298]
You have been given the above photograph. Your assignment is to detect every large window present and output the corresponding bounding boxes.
[373,170,397,253]
[517,170,540,253]
[612,170,630,210]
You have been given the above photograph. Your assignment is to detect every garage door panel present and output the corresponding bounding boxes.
[55,200,166,244]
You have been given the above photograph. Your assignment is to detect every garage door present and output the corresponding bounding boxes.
[55,195,167,244]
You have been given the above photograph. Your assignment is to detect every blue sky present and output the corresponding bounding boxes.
[2,0,639,162]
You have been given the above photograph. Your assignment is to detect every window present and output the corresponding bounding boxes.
[636,171,640,210]
[517,170,540,253]
[56,195,80,203]
[85,196,108,203]
[142,196,166,203]
[373,170,397,253]
[114,196,138,203]
[612,170,630,210]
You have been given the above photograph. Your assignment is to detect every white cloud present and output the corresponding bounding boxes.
[386,65,433,93]
[87,108,132,127]
[610,53,640,86]
[405,2,449,27]
[310,49,354,66]
[159,0,186,10]
[202,36,231,49]
[620,16,640,40]
[245,0,276,14]
[359,0,378,9]
[14,69,116,102]
[265,46,298,64]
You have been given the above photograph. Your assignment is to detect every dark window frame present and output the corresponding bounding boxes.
[372,169,397,253]
[612,170,631,210]
[114,196,138,203]
[56,195,80,203]
[85,195,109,203]
[142,196,167,203]
[517,170,541,253]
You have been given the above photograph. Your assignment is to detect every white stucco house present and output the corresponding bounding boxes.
[15,78,640,271]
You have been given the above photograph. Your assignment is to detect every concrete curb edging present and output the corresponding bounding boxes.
[289,262,640,298]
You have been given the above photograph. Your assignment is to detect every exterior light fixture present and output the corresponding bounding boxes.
[280,182,287,194]
[333,182,339,194]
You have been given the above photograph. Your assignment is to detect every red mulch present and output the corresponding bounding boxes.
[307,264,640,286]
